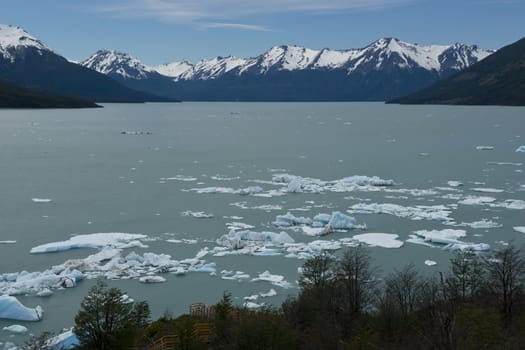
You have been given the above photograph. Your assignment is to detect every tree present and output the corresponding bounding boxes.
[448,250,484,301]
[483,244,525,326]
[337,245,377,316]
[73,280,150,350]
[384,264,422,317]
[298,253,335,289]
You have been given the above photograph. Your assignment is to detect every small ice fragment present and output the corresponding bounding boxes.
[513,227,525,234]
[515,146,525,153]
[471,188,504,193]
[259,288,277,298]
[447,181,463,187]
[424,260,437,266]
[139,276,166,283]
[476,146,494,150]
[0,241,16,244]
[32,198,51,203]
[181,211,214,218]
[3,325,28,334]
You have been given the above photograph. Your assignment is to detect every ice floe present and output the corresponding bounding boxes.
[424,260,437,266]
[259,288,277,297]
[0,296,43,321]
[187,186,263,195]
[0,241,16,244]
[181,211,214,218]
[161,175,197,182]
[226,222,255,231]
[476,146,494,150]
[351,233,404,248]
[458,196,497,205]
[221,270,250,281]
[31,198,51,203]
[447,181,463,187]
[230,202,283,211]
[451,219,502,229]
[409,229,490,251]
[514,227,525,234]
[516,146,525,152]
[30,233,148,254]
[471,188,504,193]
[46,329,79,350]
[216,230,294,250]
[2,325,27,334]
[251,271,293,289]
[348,203,452,221]
[273,211,363,234]
[490,199,525,210]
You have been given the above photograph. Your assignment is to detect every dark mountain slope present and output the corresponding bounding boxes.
[391,37,525,106]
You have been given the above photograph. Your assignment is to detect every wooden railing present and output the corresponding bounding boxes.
[148,335,177,350]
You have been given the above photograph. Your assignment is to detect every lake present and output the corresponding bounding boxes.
[1,102,524,345]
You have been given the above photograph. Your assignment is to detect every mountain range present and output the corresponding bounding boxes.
[391,37,525,106]
[81,38,492,101]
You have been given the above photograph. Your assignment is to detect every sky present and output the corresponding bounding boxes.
[1,0,524,65]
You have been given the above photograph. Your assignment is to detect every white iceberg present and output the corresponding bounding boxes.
[273,212,313,227]
[348,203,452,221]
[181,211,214,218]
[454,219,502,229]
[513,227,525,234]
[46,329,80,350]
[259,288,277,297]
[352,233,404,248]
[490,199,525,210]
[0,296,43,321]
[32,198,52,203]
[424,260,437,266]
[515,146,525,152]
[216,230,294,249]
[447,181,463,187]
[476,146,494,150]
[471,188,504,193]
[458,196,497,205]
[413,229,467,245]
[161,175,197,182]
[251,271,293,289]
[2,325,28,334]
[30,233,148,253]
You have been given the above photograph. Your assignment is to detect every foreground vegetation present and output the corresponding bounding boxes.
[25,244,525,349]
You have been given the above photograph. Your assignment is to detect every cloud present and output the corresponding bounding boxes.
[92,0,414,28]
[202,23,275,32]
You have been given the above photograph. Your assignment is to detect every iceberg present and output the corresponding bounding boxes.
[259,288,277,297]
[216,230,294,249]
[348,203,452,221]
[46,329,80,350]
[424,260,437,266]
[181,211,214,218]
[2,325,28,334]
[447,181,463,187]
[32,198,52,203]
[273,212,312,227]
[453,219,502,229]
[139,276,166,283]
[30,233,148,253]
[0,296,43,321]
[351,233,404,248]
[251,271,293,289]
[476,146,494,150]
[458,196,497,205]
[471,188,504,193]
[516,145,525,153]
[413,229,467,245]
[514,227,525,234]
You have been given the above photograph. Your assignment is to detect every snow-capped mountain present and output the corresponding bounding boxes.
[82,50,154,80]
[0,24,52,62]
[0,24,170,102]
[82,37,493,101]
[151,38,492,81]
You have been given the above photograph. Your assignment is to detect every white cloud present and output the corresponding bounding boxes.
[92,0,415,29]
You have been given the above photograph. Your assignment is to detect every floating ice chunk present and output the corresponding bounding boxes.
[226,222,255,231]
[188,186,236,194]
[230,202,283,211]
[328,211,359,230]
[413,229,467,245]
[244,301,264,309]
[0,241,16,244]
[0,296,43,321]
[244,294,259,301]
[348,203,452,221]
[181,211,214,218]
[30,233,148,254]
[491,199,525,210]
[238,186,264,195]
[211,175,240,181]
[307,240,343,252]
[139,276,166,283]
[2,325,28,334]
[384,188,439,196]
[352,233,404,248]
[221,270,250,281]
[443,242,490,251]
[471,188,504,193]
[32,198,51,203]
[259,288,277,297]
[302,226,331,236]
[36,288,53,297]
[458,196,496,205]
[251,271,293,289]
[46,329,80,350]
[273,212,312,227]
[217,230,294,249]
[456,219,502,229]
[447,181,463,187]
[514,227,525,234]
[424,260,437,266]
[516,146,525,152]
[161,175,197,181]
[476,146,494,150]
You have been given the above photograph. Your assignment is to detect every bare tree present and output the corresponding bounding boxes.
[336,245,377,315]
[483,244,525,326]
[298,253,335,289]
[448,250,484,301]
[384,263,423,317]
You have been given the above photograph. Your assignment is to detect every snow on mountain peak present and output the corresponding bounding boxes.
[81,49,153,80]
[0,24,51,61]
[147,38,492,81]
